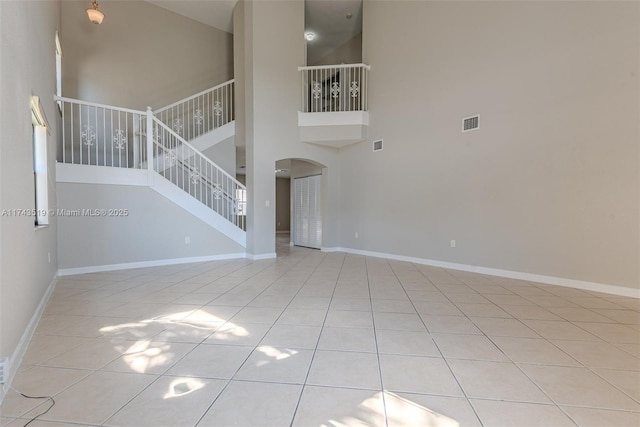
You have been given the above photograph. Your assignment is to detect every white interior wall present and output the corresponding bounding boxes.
[57,183,245,270]
[238,0,342,257]
[339,0,640,290]
[0,0,61,379]
[60,0,234,110]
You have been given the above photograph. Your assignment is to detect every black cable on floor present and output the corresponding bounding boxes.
[11,388,55,427]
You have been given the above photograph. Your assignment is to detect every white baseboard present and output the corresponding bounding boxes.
[58,253,247,276]
[333,247,640,298]
[0,275,58,403]
[247,253,277,261]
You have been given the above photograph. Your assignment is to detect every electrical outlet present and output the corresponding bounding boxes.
[48,252,51,263]
[0,356,8,384]
[355,232,359,239]
[185,236,191,244]
[450,240,456,248]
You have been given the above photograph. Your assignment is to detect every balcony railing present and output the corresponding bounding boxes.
[298,64,370,113]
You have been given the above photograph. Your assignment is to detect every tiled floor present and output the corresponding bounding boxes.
[1,236,639,426]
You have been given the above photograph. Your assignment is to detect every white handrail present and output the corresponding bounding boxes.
[55,96,146,115]
[298,63,371,71]
[155,79,235,114]
[152,117,243,187]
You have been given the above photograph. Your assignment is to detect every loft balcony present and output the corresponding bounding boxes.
[298,64,370,148]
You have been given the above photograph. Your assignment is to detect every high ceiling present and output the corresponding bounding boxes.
[145,0,363,64]
[146,0,237,33]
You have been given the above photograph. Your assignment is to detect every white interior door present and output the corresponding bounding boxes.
[293,174,322,249]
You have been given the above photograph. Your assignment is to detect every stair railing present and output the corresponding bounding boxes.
[154,79,235,142]
[151,117,246,230]
[57,97,146,168]
[55,94,246,231]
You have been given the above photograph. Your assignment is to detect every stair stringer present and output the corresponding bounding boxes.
[150,172,246,247]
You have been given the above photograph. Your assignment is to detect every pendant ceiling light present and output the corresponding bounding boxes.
[86,1,105,25]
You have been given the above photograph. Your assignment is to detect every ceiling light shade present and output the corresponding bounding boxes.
[86,1,104,25]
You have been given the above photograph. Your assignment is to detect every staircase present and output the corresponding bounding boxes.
[55,80,245,246]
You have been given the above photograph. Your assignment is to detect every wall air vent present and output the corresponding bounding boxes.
[373,139,383,152]
[462,115,480,132]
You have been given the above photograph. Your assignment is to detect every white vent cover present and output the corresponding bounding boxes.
[462,115,480,132]
[373,139,383,152]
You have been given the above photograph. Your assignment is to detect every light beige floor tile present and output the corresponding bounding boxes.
[520,320,600,341]
[434,333,510,361]
[234,346,313,384]
[198,380,302,426]
[500,305,563,321]
[15,421,97,427]
[259,324,322,349]
[448,360,551,403]
[547,307,617,323]
[165,344,252,379]
[229,307,284,324]
[292,386,385,427]
[373,312,427,331]
[454,303,513,318]
[194,305,243,322]
[572,322,640,344]
[385,392,481,427]
[594,309,640,325]
[288,296,332,310]
[325,309,374,328]
[307,350,381,390]
[405,290,448,302]
[446,293,491,304]
[318,326,377,353]
[33,315,103,338]
[413,301,463,316]
[592,368,640,402]
[276,308,327,326]
[380,354,463,396]
[35,371,156,425]
[204,322,271,346]
[519,364,640,410]
[171,293,221,305]
[483,294,536,306]
[420,314,482,334]
[104,376,226,426]
[371,299,416,314]
[552,340,640,370]
[101,341,196,374]
[470,399,575,427]
[41,338,126,370]
[571,297,626,309]
[0,389,53,419]
[376,330,440,357]
[469,317,540,338]
[491,337,580,366]
[561,406,640,427]
[20,335,92,367]
[10,366,90,398]
[330,298,372,311]
[524,296,579,308]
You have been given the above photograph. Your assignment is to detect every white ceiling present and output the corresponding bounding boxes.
[145,0,363,64]
[146,0,237,33]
